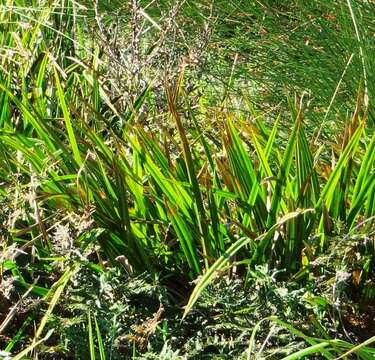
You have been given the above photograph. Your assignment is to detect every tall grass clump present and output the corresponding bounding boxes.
[0,0,374,358]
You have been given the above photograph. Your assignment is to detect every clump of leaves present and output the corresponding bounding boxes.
[46,265,169,359]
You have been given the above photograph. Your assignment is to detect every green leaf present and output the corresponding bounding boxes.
[54,66,82,166]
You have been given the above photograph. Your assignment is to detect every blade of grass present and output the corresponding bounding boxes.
[54,65,82,166]
[88,312,96,360]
